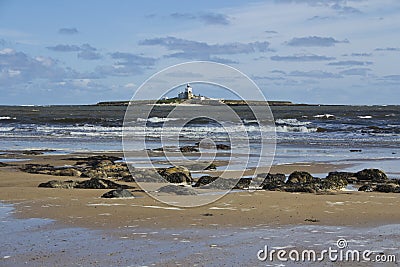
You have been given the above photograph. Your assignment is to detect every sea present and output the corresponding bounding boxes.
[0,104,399,178]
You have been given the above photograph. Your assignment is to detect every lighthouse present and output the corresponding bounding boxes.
[178,84,194,99]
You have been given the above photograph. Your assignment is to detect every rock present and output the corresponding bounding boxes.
[358,184,375,192]
[52,168,82,177]
[22,150,44,155]
[0,162,8,167]
[204,163,217,170]
[375,183,400,193]
[322,172,349,190]
[38,180,77,189]
[21,164,55,174]
[101,189,135,198]
[74,155,122,167]
[200,177,250,190]
[158,185,197,195]
[316,127,328,133]
[193,176,218,187]
[158,166,193,184]
[216,144,231,150]
[234,178,251,189]
[286,171,314,184]
[350,149,362,152]
[132,168,163,183]
[260,173,286,190]
[39,178,132,189]
[75,178,133,189]
[326,171,356,183]
[180,146,199,153]
[81,169,108,179]
[355,169,388,182]
[282,185,317,193]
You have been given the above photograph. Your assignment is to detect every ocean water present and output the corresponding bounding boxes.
[0,104,399,177]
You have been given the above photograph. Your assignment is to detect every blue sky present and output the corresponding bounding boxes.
[0,0,400,105]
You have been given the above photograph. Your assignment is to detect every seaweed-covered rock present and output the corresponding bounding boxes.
[81,169,108,179]
[0,162,8,167]
[286,171,314,184]
[326,171,357,184]
[101,189,135,198]
[282,185,316,193]
[75,178,133,189]
[216,144,231,150]
[260,173,286,190]
[158,166,193,184]
[358,184,375,192]
[180,146,199,153]
[355,169,388,182]
[322,172,349,190]
[193,176,218,187]
[375,183,400,193]
[200,177,251,190]
[204,163,217,170]
[52,168,82,177]
[158,185,197,195]
[38,180,78,189]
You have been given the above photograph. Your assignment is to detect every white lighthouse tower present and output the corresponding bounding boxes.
[178,84,194,99]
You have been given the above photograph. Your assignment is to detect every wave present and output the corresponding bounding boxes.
[358,115,372,119]
[275,118,312,126]
[313,114,335,119]
[275,125,317,133]
[0,116,16,120]
[137,117,180,123]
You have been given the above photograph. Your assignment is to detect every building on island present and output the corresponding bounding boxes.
[178,84,194,99]
[177,84,210,100]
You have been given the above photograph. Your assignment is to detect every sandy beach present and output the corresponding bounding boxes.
[0,152,399,266]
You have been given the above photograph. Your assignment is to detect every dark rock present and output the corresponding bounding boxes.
[74,178,133,189]
[322,172,350,190]
[22,150,44,155]
[202,213,213,216]
[216,144,231,150]
[193,176,218,187]
[305,218,320,222]
[180,146,199,153]
[375,183,400,193]
[74,155,122,166]
[158,166,193,184]
[81,169,107,179]
[316,127,328,133]
[355,169,388,182]
[282,185,316,193]
[260,173,286,190]
[38,180,77,189]
[234,178,252,189]
[358,184,375,192]
[200,177,250,190]
[52,168,82,177]
[350,149,362,152]
[158,185,197,195]
[204,163,217,170]
[0,162,8,167]
[101,189,135,198]
[132,168,163,183]
[286,171,314,184]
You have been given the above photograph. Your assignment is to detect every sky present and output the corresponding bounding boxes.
[0,0,400,105]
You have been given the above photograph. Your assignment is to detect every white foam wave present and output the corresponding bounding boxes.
[275,118,312,126]
[137,117,180,123]
[0,116,16,120]
[314,114,335,119]
[275,125,317,133]
[358,115,372,119]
